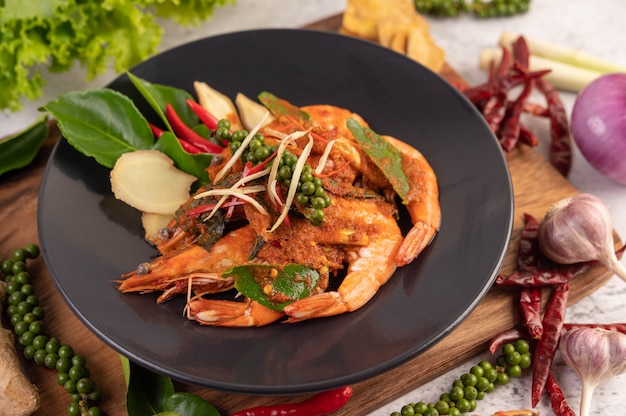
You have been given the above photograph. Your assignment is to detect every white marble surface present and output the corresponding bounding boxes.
[2,1,625,415]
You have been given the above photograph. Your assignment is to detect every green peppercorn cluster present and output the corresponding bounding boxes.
[391,340,532,416]
[219,118,330,225]
[415,0,530,17]
[1,245,102,416]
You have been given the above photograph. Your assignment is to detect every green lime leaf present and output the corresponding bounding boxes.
[0,114,48,176]
[151,131,212,185]
[43,88,154,168]
[127,71,198,131]
[125,359,175,416]
[227,264,321,311]
[346,117,411,203]
[163,392,220,416]
[258,91,311,122]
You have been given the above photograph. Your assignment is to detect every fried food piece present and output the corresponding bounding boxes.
[341,0,445,73]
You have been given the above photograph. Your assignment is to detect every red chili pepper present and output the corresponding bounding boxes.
[186,199,246,218]
[229,386,353,416]
[518,213,540,272]
[246,150,278,176]
[488,327,531,354]
[496,245,626,287]
[531,283,569,407]
[149,122,204,154]
[187,99,220,130]
[535,78,572,176]
[518,125,540,147]
[563,322,626,334]
[165,104,224,154]
[520,287,543,339]
[545,373,576,416]
[500,80,535,152]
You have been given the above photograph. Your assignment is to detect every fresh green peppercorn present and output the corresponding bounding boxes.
[33,349,47,366]
[455,398,471,413]
[495,372,509,385]
[449,386,464,401]
[69,365,87,381]
[24,243,40,259]
[12,260,26,274]
[87,407,102,416]
[423,407,438,416]
[470,365,484,377]
[475,376,490,392]
[460,373,478,387]
[217,119,230,130]
[20,283,34,296]
[519,353,532,369]
[57,372,70,386]
[414,402,428,414]
[28,320,44,335]
[216,127,231,141]
[72,355,87,368]
[23,345,36,360]
[15,271,30,285]
[502,343,516,355]
[64,379,77,394]
[464,385,478,400]
[505,351,521,366]
[507,364,523,378]
[46,337,61,354]
[44,352,59,369]
[448,407,462,416]
[67,401,80,416]
[10,313,23,327]
[1,259,14,274]
[434,400,449,414]
[401,404,415,415]
[77,377,95,394]
[19,330,35,347]
[12,248,28,261]
[58,344,74,360]
[56,357,72,373]
[13,320,29,336]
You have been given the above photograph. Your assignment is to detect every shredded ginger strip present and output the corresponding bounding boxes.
[214,111,270,183]
[269,135,314,232]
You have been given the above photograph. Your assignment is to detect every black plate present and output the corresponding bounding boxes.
[38,29,513,394]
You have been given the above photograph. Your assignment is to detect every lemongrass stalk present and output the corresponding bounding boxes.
[499,31,626,74]
[479,47,603,92]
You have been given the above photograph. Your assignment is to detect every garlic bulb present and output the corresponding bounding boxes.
[559,327,626,416]
[538,193,626,283]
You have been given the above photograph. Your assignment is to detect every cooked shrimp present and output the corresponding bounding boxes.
[117,225,257,302]
[188,298,284,327]
[383,135,441,266]
[282,197,403,322]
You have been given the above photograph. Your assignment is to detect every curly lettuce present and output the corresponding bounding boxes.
[0,0,234,112]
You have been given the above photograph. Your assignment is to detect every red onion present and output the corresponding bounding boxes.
[571,73,626,185]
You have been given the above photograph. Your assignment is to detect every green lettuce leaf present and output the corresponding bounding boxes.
[0,0,230,112]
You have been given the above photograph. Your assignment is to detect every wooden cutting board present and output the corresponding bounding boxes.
[0,14,618,416]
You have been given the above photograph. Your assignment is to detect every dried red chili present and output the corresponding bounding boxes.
[520,287,543,339]
[497,245,626,287]
[518,213,540,272]
[488,326,531,354]
[229,386,353,416]
[545,373,576,416]
[536,78,573,176]
[531,283,569,407]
